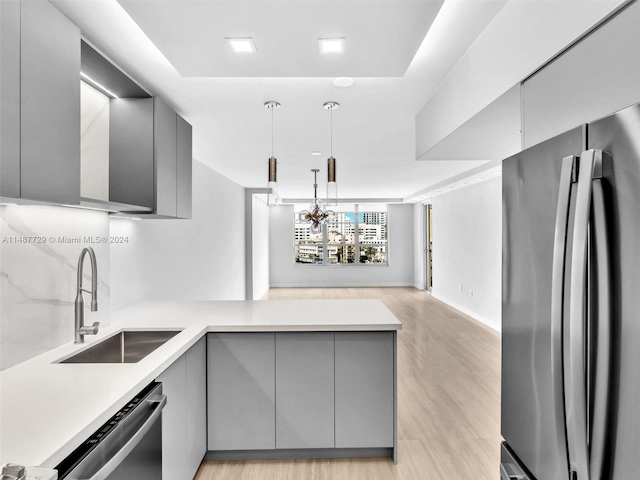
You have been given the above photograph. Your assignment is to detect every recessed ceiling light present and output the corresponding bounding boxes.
[319,38,345,54]
[226,37,257,53]
[310,151,322,156]
[333,77,354,88]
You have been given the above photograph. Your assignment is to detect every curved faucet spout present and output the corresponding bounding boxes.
[75,247,100,343]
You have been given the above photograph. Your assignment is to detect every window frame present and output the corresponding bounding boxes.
[293,205,389,266]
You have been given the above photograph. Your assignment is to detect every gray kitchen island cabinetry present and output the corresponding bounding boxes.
[207,330,397,462]
[335,332,395,448]
[276,332,335,449]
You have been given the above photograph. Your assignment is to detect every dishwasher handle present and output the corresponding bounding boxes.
[84,394,166,480]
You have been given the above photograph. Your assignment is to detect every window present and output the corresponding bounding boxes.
[294,206,387,265]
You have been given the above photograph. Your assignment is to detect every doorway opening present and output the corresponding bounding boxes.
[424,204,433,291]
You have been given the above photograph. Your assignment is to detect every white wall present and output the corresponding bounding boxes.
[251,195,270,300]
[430,177,502,331]
[0,206,111,370]
[110,160,246,311]
[269,204,414,287]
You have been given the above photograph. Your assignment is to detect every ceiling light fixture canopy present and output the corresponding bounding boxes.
[332,77,354,88]
[299,169,334,234]
[265,101,281,205]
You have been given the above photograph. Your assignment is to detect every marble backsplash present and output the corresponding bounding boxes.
[0,205,111,370]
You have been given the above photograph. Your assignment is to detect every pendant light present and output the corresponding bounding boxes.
[264,101,281,205]
[324,101,339,206]
[299,169,334,234]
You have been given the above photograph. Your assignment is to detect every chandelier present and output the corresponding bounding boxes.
[299,169,334,234]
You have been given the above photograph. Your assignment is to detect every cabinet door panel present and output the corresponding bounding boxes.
[109,98,154,208]
[176,115,192,219]
[275,333,334,449]
[154,97,177,217]
[208,333,276,450]
[185,337,206,478]
[20,0,80,204]
[156,353,186,479]
[0,0,21,197]
[335,332,394,448]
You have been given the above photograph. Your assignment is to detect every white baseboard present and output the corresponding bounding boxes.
[269,282,415,288]
[430,291,501,332]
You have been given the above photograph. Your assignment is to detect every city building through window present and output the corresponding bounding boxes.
[294,206,388,265]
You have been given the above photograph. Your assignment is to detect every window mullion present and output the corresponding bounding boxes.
[354,205,359,265]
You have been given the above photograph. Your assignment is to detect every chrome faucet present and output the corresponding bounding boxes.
[75,246,100,343]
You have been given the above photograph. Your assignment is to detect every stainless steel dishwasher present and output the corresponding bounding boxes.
[56,382,166,480]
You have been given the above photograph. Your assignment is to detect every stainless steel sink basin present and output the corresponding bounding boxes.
[60,330,180,364]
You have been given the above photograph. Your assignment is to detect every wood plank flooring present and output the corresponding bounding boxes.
[194,287,501,480]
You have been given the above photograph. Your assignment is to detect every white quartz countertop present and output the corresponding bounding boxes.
[0,299,401,468]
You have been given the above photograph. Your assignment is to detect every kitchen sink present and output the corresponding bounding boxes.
[59,330,181,364]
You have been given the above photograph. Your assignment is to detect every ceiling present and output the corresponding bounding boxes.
[50,0,608,201]
[117,0,443,78]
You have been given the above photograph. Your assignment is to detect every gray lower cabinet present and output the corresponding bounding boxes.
[335,332,394,448]
[156,352,186,480]
[275,333,334,449]
[207,333,276,450]
[156,338,206,480]
[185,337,207,478]
[1,0,81,203]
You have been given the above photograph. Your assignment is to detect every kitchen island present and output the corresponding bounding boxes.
[0,299,401,473]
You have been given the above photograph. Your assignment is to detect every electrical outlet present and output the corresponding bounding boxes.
[470,289,474,297]
[459,284,463,293]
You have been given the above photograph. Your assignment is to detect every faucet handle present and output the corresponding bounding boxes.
[78,322,100,336]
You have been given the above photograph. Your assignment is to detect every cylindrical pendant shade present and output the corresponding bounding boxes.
[327,156,336,183]
[268,157,277,183]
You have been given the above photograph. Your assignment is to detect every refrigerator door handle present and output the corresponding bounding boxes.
[551,154,578,472]
[567,149,604,480]
[587,154,611,480]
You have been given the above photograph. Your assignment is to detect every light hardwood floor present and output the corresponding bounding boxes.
[194,287,501,480]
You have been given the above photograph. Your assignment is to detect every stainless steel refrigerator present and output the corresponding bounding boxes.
[501,102,640,480]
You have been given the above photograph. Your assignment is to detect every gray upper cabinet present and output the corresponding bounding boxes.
[1,0,81,204]
[0,0,21,198]
[335,332,394,448]
[153,97,192,219]
[109,98,154,209]
[154,97,178,217]
[275,333,335,449]
[208,333,276,451]
[176,115,193,219]
[107,96,192,217]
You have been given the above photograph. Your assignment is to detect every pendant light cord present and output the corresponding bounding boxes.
[330,107,333,157]
[271,106,274,157]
